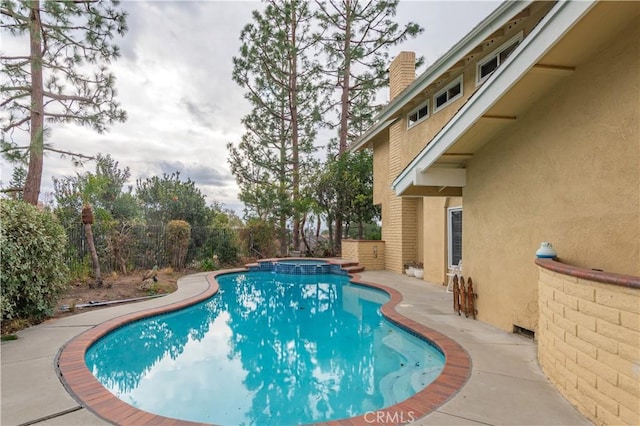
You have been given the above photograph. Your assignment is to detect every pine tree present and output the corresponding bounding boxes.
[315,0,422,251]
[1,0,128,205]
[229,0,322,255]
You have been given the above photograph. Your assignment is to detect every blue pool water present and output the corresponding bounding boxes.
[85,272,444,425]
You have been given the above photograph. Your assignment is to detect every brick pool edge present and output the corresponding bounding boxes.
[56,268,472,426]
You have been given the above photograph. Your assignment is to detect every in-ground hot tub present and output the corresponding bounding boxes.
[250,258,344,275]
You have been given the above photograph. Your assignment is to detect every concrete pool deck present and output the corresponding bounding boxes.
[1,270,591,426]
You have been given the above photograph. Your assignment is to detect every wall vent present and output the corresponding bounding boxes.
[513,325,535,339]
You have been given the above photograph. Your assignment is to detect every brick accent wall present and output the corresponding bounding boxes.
[341,240,385,270]
[384,195,417,273]
[537,259,640,426]
[389,51,415,101]
[382,110,419,273]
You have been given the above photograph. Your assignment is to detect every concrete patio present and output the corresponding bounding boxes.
[1,270,591,425]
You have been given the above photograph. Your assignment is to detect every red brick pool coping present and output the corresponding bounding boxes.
[56,268,472,426]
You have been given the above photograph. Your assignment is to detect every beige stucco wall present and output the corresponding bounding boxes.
[537,267,640,426]
[371,2,555,280]
[372,138,389,206]
[399,2,554,168]
[463,19,640,331]
[420,197,462,285]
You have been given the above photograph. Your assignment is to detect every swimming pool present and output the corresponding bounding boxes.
[85,271,445,425]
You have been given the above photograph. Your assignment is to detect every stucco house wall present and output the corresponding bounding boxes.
[355,3,639,425]
[369,2,554,278]
[463,18,639,331]
[421,197,463,285]
[398,2,553,166]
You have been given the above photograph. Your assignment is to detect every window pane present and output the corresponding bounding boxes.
[418,105,428,118]
[448,83,461,98]
[436,93,447,107]
[409,112,418,125]
[499,41,519,63]
[451,210,462,266]
[480,57,498,78]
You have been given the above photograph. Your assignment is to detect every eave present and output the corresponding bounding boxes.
[349,0,534,153]
[392,0,610,196]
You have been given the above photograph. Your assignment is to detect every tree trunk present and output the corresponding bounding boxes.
[315,215,321,242]
[300,211,312,255]
[82,204,102,288]
[279,213,287,256]
[278,100,288,256]
[334,0,352,254]
[338,0,352,155]
[84,222,103,288]
[23,2,44,206]
[327,218,334,256]
[290,4,301,252]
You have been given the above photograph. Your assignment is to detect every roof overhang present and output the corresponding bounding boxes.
[393,0,601,196]
[350,118,398,151]
[349,0,534,153]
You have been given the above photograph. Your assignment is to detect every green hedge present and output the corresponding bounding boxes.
[1,200,69,321]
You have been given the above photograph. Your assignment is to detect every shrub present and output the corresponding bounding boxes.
[166,220,191,270]
[239,219,277,258]
[201,228,238,265]
[1,200,69,321]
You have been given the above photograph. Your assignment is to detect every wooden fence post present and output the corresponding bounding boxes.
[453,275,460,314]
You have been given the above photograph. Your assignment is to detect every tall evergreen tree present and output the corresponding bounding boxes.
[315,0,422,251]
[1,0,128,205]
[229,0,322,255]
[135,172,211,228]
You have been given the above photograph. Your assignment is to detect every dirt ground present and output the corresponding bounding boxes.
[52,267,188,319]
[1,268,189,336]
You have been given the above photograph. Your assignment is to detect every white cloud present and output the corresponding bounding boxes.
[1,0,500,215]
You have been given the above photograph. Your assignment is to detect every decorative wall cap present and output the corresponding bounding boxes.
[535,258,640,289]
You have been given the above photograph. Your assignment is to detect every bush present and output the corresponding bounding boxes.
[166,220,191,270]
[204,228,238,265]
[239,219,277,258]
[1,200,69,321]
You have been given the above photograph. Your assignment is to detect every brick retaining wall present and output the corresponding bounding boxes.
[536,259,639,426]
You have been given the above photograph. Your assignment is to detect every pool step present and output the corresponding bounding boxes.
[342,264,365,274]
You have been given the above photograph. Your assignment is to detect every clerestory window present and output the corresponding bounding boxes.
[407,101,429,128]
[434,75,463,113]
[476,32,523,85]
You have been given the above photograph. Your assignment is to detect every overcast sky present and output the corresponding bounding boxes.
[1,0,501,215]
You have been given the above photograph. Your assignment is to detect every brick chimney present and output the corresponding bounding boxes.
[389,51,416,101]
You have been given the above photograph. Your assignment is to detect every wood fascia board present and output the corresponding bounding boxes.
[398,185,463,197]
[415,168,467,187]
[481,114,518,121]
[531,63,576,76]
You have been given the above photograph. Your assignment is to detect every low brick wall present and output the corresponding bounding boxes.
[341,240,385,270]
[536,259,640,426]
